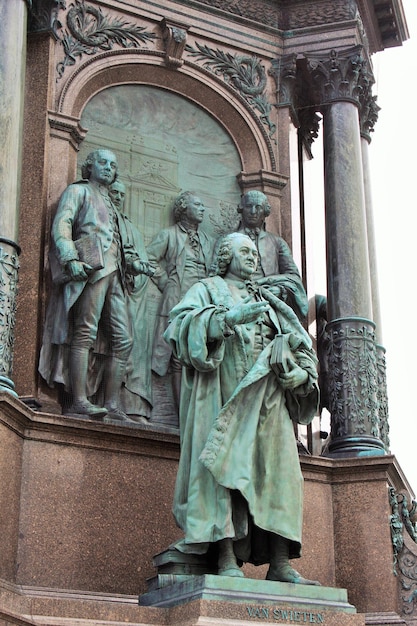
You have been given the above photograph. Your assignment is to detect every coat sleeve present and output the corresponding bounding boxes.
[262,235,308,320]
[164,282,227,372]
[52,184,86,265]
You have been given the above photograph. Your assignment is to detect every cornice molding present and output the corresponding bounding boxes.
[356,0,409,52]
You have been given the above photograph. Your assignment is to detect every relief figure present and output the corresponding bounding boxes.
[39,149,152,424]
[146,191,215,409]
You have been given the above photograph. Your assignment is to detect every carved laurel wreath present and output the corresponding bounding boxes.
[186,43,276,138]
[56,0,156,79]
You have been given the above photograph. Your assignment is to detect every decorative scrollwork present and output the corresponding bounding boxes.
[185,43,276,138]
[56,0,156,80]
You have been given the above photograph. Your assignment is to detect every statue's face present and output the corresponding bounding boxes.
[90,150,118,186]
[109,182,126,210]
[228,234,258,280]
[184,195,205,225]
[240,191,268,229]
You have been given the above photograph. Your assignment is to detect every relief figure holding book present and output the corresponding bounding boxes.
[39,149,152,423]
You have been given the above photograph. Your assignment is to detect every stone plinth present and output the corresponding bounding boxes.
[139,573,358,614]
[0,576,365,626]
[301,455,407,615]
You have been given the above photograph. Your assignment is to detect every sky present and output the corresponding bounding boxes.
[368,0,417,493]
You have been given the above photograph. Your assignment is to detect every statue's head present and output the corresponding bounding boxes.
[109,180,126,210]
[173,191,205,225]
[238,190,271,229]
[81,148,118,185]
[214,232,258,278]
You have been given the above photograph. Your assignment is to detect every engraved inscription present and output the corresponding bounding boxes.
[246,606,324,622]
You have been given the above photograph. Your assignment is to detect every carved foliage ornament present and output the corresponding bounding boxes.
[326,319,379,440]
[281,0,357,30]
[271,48,379,150]
[0,246,20,377]
[56,0,156,79]
[389,488,417,617]
[307,47,368,106]
[376,346,390,450]
[209,201,240,237]
[185,43,275,138]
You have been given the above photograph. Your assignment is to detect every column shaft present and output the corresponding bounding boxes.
[323,101,373,321]
[322,102,385,456]
[361,135,383,341]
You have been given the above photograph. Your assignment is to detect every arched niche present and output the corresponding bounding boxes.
[78,84,243,243]
[57,52,275,174]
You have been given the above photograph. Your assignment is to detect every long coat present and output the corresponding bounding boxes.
[146,223,214,375]
[164,276,319,564]
[39,180,150,406]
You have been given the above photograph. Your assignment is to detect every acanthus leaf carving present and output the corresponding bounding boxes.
[306,47,367,106]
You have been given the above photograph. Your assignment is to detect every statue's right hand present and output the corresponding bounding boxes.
[225,298,268,327]
[66,260,92,281]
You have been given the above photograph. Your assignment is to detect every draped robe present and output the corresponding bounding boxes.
[164,276,319,563]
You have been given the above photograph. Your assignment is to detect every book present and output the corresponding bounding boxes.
[49,233,104,284]
[74,233,104,271]
[270,333,294,376]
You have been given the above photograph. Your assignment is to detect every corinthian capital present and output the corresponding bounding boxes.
[305,46,370,107]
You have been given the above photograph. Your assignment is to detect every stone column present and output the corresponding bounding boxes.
[306,47,385,457]
[0,1,29,396]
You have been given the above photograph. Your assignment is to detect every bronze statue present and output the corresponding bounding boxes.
[164,232,320,583]
[146,191,214,408]
[39,149,150,423]
[237,190,308,321]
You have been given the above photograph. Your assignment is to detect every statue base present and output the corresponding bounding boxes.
[139,573,365,624]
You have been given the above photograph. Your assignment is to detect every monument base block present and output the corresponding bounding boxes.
[139,573,363,624]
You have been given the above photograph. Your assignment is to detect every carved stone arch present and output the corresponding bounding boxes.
[56,50,275,175]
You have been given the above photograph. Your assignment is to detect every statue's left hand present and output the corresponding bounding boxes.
[278,363,308,389]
